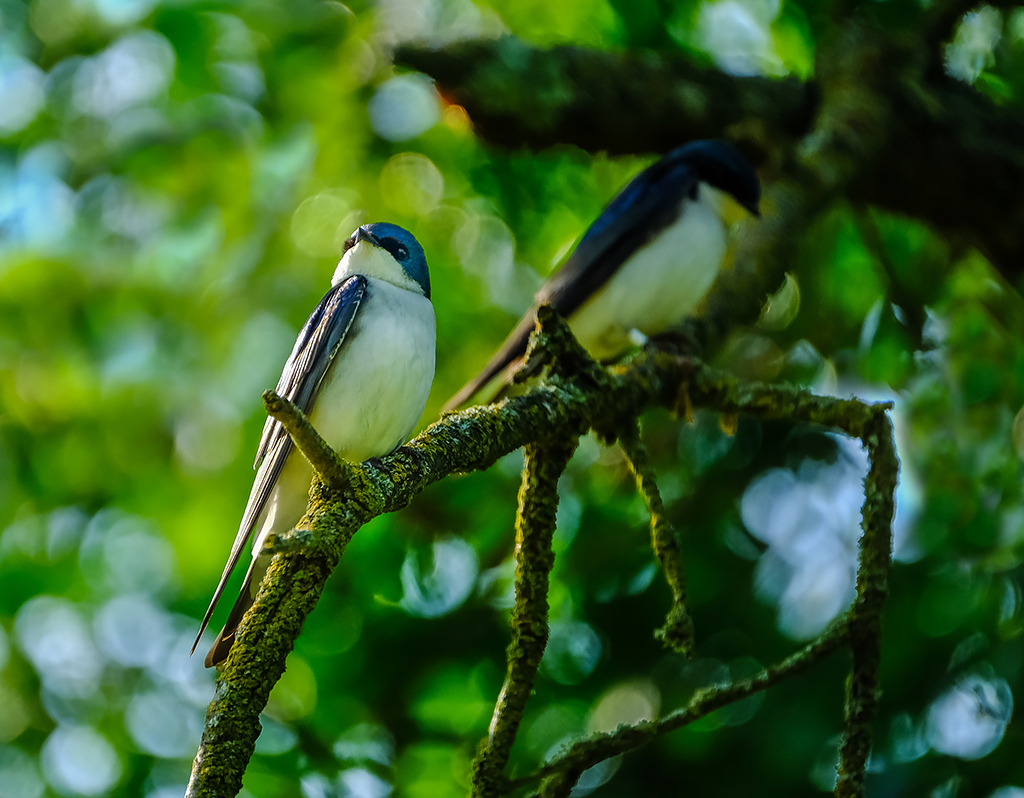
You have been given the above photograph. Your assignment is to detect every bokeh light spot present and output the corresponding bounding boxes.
[15,597,103,700]
[0,745,44,798]
[587,679,660,734]
[125,691,203,759]
[542,621,602,685]
[380,153,444,217]
[0,58,45,135]
[401,537,478,618]
[368,75,441,142]
[334,723,395,766]
[41,727,121,797]
[926,671,1013,760]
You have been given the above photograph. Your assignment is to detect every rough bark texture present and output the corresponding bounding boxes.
[471,438,578,797]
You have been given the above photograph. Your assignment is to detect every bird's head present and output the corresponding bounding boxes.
[675,140,761,220]
[333,222,430,298]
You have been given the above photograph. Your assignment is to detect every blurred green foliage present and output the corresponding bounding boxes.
[1,0,1024,796]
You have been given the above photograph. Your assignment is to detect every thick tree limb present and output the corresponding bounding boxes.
[399,32,1024,283]
[395,38,814,158]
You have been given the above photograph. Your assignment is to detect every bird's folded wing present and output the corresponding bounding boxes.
[191,274,368,653]
[444,157,698,411]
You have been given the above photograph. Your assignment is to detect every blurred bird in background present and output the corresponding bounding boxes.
[194,223,435,667]
[445,139,760,410]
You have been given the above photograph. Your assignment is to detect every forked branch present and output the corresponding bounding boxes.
[189,309,897,798]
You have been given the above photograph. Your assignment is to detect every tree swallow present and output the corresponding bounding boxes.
[445,140,760,409]
[194,223,435,667]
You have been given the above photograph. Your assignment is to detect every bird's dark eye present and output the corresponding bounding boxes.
[380,237,410,261]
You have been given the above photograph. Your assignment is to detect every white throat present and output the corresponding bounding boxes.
[696,183,749,226]
[332,241,424,295]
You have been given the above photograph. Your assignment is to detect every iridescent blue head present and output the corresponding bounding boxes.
[671,140,761,217]
[341,222,430,298]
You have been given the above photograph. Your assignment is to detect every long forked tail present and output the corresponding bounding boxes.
[203,564,256,668]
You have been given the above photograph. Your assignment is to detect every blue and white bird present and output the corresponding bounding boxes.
[195,223,435,667]
[445,140,760,410]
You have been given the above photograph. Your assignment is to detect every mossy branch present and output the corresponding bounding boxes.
[513,623,851,796]
[186,308,690,798]
[619,425,695,656]
[471,437,578,797]
[261,389,352,493]
[836,411,897,797]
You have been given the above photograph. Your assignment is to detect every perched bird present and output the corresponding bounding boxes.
[194,223,435,667]
[445,140,760,410]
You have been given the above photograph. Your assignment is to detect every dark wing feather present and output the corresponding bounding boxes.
[443,156,699,411]
[191,274,368,654]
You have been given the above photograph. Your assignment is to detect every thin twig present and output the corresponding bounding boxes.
[262,389,352,491]
[619,424,694,655]
[510,623,851,793]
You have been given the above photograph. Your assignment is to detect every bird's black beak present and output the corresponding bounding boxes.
[354,226,381,247]
[746,201,762,218]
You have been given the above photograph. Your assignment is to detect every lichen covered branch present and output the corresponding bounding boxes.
[472,437,578,797]
[619,425,694,655]
[186,495,353,798]
[513,624,851,795]
[261,389,352,492]
[836,412,897,798]
[186,310,683,798]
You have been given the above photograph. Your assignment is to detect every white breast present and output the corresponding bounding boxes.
[567,188,727,361]
[310,277,435,458]
[252,277,435,556]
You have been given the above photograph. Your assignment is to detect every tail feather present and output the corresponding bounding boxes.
[204,563,256,668]
[442,310,537,412]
